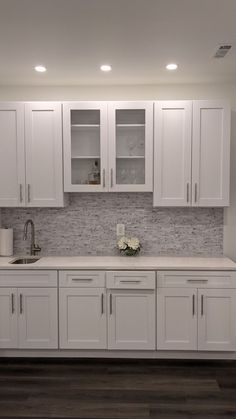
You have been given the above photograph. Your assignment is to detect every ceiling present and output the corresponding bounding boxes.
[0,0,236,85]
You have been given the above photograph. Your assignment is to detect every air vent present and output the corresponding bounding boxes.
[214,45,232,58]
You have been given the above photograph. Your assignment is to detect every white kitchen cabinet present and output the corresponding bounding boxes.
[153,100,230,207]
[0,102,64,207]
[198,289,236,351]
[63,101,153,192]
[157,288,197,350]
[157,271,236,351]
[63,102,108,192]
[107,271,155,350]
[0,103,25,207]
[24,102,64,207]
[0,270,58,349]
[0,288,18,348]
[59,288,107,349]
[192,100,230,207]
[154,101,192,206]
[108,101,153,192]
[18,288,58,349]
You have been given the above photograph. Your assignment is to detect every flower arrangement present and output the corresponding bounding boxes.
[117,236,141,256]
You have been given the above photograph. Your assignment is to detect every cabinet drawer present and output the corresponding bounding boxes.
[157,271,236,288]
[59,271,105,287]
[107,271,155,289]
[0,270,57,287]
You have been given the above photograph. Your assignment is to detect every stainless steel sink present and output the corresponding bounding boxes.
[10,258,40,264]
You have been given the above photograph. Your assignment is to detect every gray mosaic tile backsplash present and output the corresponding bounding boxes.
[1,193,223,257]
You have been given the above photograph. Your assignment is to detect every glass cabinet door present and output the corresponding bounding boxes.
[108,102,153,192]
[63,102,108,192]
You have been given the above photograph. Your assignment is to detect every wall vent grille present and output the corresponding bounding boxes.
[214,45,232,58]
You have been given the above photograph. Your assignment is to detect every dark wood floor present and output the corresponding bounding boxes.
[0,358,236,418]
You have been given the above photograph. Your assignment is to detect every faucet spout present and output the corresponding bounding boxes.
[23,219,41,256]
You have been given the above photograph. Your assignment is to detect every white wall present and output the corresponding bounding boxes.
[0,82,235,259]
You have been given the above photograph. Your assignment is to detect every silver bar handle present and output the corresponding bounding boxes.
[187,183,190,203]
[101,293,104,314]
[187,279,208,283]
[201,295,204,316]
[110,168,113,188]
[11,293,14,314]
[103,169,105,188]
[19,184,23,203]
[20,294,23,314]
[194,183,198,203]
[27,184,31,203]
[120,280,141,284]
[192,294,195,316]
[72,278,93,281]
[109,293,112,315]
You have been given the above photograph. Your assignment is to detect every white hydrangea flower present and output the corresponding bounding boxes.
[117,236,128,250]
[127,237,140,250]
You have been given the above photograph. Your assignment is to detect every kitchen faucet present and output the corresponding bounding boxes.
[23,219,41,256]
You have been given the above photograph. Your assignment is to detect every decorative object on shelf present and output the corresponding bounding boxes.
[88,160,100,184]
[117,236,141,256]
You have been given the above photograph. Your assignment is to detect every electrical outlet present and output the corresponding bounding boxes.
[116,224,125,236]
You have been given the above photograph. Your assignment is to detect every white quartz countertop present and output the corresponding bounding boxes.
[0,256,235,270]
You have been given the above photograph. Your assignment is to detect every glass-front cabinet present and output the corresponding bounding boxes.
[108,102,153,192]
[63,101,153,192]
[63,102,108,192]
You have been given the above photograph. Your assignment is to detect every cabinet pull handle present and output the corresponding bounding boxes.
[192,294,195,316]
[71,278,92,281]
[120,280,141,284]
[101,293,104,314]
[11,294,15,314]
[110,168,113,188]
[27,184,31,203]
[187,279,208,283]
[194,183,198,203]
[103,169,105,188]
[19,184,23,203]
[20,294,23,314]
[187,183,190,203]
[109,293,112,315]
[201,295,204,316]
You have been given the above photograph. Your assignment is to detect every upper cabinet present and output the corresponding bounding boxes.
[63,102,108,192]
[63,101,153,192]
[0,102,64,207]
[153,100,230,207]
[192,100,230,207]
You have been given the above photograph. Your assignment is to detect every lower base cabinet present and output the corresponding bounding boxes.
[0,271,58,349]
[157,271,236,352]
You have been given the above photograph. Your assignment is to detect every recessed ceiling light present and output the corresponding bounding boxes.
[100,64,112,72]
[34,65,47,73]
[166,63,178,70]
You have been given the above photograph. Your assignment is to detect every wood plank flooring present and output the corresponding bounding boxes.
[0,358,235,418]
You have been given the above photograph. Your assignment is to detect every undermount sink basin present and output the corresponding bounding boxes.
[10,258,40,265]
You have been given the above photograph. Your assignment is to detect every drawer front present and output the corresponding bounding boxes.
[59,271,105,287]
[157,271,236,288]
[107,271,155,289]
[0,270,57,287]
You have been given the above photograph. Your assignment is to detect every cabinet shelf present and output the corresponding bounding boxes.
[71,124,100,129]
[116,156,145,159]
[71,156,100,159]
[116,124,145,128]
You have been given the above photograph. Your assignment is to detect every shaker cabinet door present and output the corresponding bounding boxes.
[153,101,192,206]
[25,102,64,207]
[18,288,58,349]
[0,103,25,207]
[59,288,107,349]
[0,288,18,348]
[156,287,197,350]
